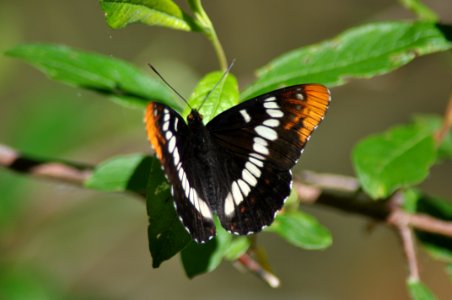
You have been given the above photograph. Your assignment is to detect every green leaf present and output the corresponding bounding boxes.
[267,211,332,250]
[413,115,452,161]
[413,193,452,263]
[399,0,438,22]
[5,44,177,110]
[241,21,452,99]
[183,71,239,123]
[352,122,436,199]
[100,0,198,31]
[224,237,251,261]
[85,153,152,194]
[146,157,191,268]
[181,219,231,277]
[0,266,64,300]
[438,132,452,160]
[407,279,437,300]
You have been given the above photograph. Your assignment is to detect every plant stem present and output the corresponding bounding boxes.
[188,0,228,70]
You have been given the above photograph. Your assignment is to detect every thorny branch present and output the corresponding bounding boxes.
[1,142,452,287]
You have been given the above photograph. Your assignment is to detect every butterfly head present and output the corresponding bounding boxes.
[187,109,203,125]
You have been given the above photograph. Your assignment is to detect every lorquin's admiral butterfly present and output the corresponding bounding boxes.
[145,82,330,243]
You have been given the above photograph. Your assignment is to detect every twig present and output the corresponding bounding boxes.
[0,144,92,185]
[236,253,280,288]
[434,93,452,146]
[387,192,420,281]
[3,143,452,238]
[3,142,452,285]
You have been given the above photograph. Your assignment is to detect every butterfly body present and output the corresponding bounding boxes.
[145,84,330,243]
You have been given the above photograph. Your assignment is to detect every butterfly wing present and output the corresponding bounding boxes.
[206,84,330,235]
[145,102,216,243]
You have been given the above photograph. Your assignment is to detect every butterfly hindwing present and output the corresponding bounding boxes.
[145,102,216,243]
[207,84,330,235]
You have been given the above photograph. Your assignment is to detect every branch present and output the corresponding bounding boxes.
[3,142,452,285]
[235,253,280,288]
[435,93,452,146]
[0,144,92,185]
[2,142,452,238]
[387,192,420,281]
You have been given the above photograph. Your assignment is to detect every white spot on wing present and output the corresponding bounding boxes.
[266,109,284,118]
[253,142,269,155]
[239,109,251,123]
[168,136,176,153]
[250,152,265,160]
[249,156,264,167]
[237,179,251,196]
[255,125,278,141]
[173,148,180,165]
[263,119,280,127]
[242,168,257,186]
[253,137,268,147]
[296,93,305,100]
[246,161,261,178]
[224,194,235,216]
[198,198,213,219]
[162,121,169,131]
[163,110,170,121]
[264,96,276,102]
[231,181,243,205]
[264,101,279,109]
[165,131,173,140]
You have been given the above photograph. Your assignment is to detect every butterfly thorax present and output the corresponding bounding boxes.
[187,109,209,151]
[186,109,222,210]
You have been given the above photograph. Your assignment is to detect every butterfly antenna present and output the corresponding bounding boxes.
[148,64,192,109]
[198,59,236,111]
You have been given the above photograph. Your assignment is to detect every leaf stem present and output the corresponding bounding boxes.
[434,93,452,146]
[398,0,438,22]
[188,0,228,70]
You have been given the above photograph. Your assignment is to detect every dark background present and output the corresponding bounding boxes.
[0,1,451,299]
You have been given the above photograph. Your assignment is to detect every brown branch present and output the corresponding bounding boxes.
[389,207,420,281]
[434,93,452,146]
[3,142,452,285]
[235,253,280,288]
[0,144,92,185]
[3,143,452,238]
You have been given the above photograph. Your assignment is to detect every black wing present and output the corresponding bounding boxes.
[207,84,331,235]
[145,102,216,243]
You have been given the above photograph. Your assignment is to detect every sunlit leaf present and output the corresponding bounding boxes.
[412,115,452,160]
[242,21,452,99]
[100,0,199,31]
[85,153,151,194]
[353,122,436,199]
[6,44,176,110]
[183,71,239,122]
[224,237,250,261]
[267,211,332,250]
[407,279,437,300]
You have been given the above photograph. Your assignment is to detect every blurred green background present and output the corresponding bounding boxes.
[0,1,451,299]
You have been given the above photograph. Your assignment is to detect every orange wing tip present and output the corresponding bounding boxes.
[144,102,164,160]
[291,84,331,144]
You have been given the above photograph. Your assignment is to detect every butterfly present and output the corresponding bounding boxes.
[145,84,330,243]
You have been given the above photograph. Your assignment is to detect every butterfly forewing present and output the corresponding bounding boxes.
[145,102,216,243]
[207,84,330,235]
